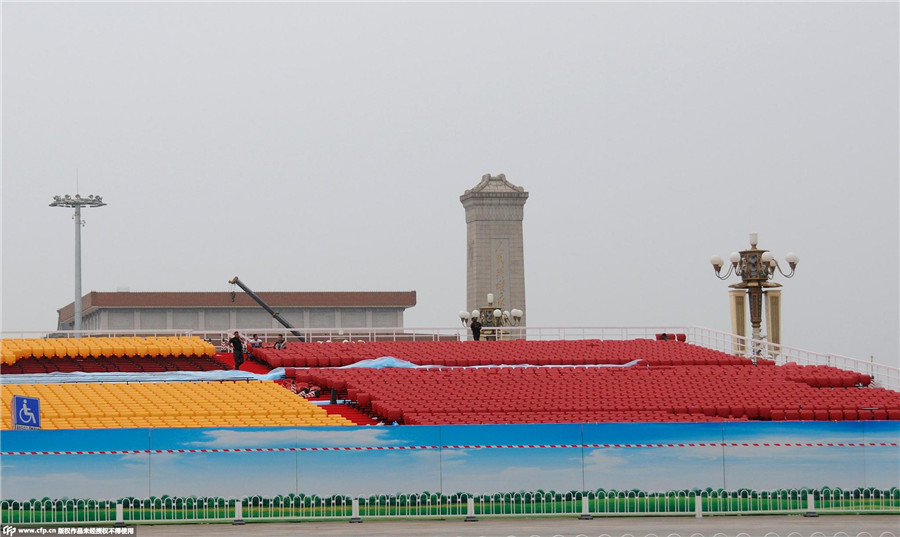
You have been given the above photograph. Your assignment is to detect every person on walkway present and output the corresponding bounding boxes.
[228,331,245,370]
[470,318,482,341]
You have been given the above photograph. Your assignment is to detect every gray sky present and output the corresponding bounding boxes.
[2,2,898,367]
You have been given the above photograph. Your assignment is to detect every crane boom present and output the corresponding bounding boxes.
[228,276,306,341]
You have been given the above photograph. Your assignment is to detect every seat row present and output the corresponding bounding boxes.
[290,363,874,395]
[0,380,354,430]
[1,336,217,365]
[1,354,227,375]
[256,339,747,368]
[402,410,734,425]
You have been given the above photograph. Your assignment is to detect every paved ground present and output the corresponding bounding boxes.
[95,514,900,537]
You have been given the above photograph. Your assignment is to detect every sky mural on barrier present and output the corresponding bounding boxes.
[1,422,897,501]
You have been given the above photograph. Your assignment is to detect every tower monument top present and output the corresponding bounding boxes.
[460,173,529,203]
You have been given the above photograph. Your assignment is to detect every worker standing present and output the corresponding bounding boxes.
[229,331,245,370]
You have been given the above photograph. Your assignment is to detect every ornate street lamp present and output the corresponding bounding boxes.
[50,193,107,334]
[458,293,523,340]
[710,232,798,360]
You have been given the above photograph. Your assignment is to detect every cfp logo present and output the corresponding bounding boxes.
[1,526,16,536]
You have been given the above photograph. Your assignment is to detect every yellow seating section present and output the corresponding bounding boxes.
[0,336,217,365]
[0,381,353,430]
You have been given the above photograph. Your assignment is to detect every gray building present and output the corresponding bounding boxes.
[57,290,416,333]
[460,173,528,325]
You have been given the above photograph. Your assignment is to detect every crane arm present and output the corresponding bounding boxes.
[229,276,306,341]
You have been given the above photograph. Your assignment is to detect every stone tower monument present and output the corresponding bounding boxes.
[460,173,529,326]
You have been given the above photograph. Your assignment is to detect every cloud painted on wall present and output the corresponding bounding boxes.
[183,427,397,448]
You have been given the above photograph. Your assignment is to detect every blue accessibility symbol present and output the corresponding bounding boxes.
[11,396,41,430]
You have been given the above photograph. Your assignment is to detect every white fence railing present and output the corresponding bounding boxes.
[3,325,897,392]
[681,326,900,393]
[3,488,898,525]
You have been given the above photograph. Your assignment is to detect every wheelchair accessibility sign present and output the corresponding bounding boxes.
[11,396,41,430]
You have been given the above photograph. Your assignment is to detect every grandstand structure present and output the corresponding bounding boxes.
[268,338,900,425]
[1,380,353,430]
[2,327,899,525]
[1,328,898,431]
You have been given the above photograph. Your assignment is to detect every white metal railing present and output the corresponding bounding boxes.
[3,325,897,392]
[192,325,695,345]
[0,329,196,340]
[683,326,900,393]
[3,488,897,525]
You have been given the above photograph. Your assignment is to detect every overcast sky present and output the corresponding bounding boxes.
[2,2,897,367]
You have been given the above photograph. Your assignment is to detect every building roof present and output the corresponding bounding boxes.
[57,291,417,324]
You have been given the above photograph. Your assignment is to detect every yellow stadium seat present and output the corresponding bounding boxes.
[76,342,90,357]
[34,341,52,359]
[108,340,125,357]
[121,339,137,356]
[96,341,113,357]
[14,345,31,360]
[45,341,62,358]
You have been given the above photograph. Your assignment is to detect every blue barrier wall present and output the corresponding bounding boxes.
[1,421,898,501]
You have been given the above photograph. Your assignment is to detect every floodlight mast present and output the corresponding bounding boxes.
[50,194,107,335]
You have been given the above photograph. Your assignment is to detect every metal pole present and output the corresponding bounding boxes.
[74,204,83,335]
